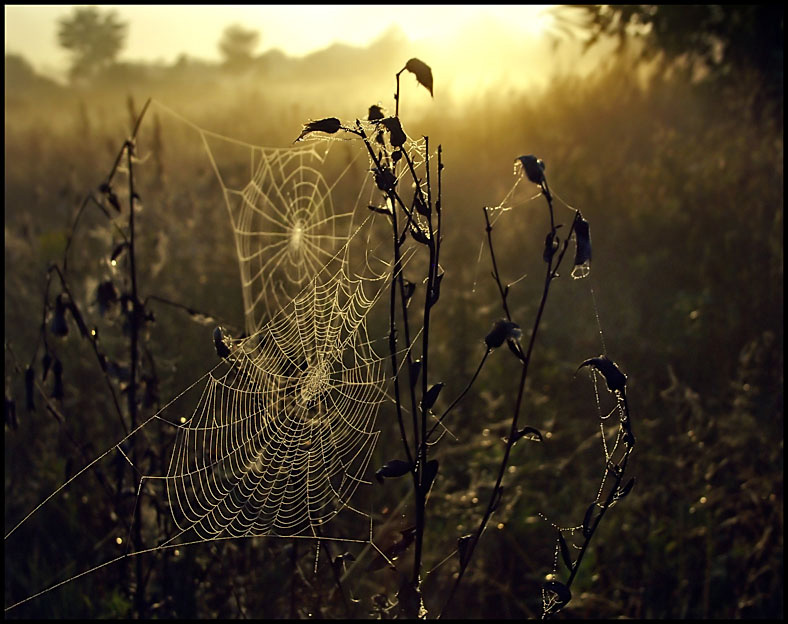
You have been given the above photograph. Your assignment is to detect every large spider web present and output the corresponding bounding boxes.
[5,102,421,613]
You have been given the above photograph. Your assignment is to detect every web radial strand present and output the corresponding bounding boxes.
[166,269,386,540]
[222,143,356,336]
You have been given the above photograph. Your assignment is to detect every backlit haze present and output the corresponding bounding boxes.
[5,5,599,98]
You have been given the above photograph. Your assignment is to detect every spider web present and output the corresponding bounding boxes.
[4,102,422,614]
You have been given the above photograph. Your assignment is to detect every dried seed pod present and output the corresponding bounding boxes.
[294,117,342,142]
[50,294,69,337]
[404,57,433,96]
[577,355,627,393]
[571,212,592,279]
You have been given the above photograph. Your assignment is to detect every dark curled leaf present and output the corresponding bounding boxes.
[42,352,52,382]
[543,230,559,263]
[375,459,412,484]
[50,294,69,337]
[368,204,393,216]
[582,502,597,538]
[5,397,18,430]
[97,281,118,316]
[507,339,525,362]
[422,459,439,495]
[512,426,543,443]
[491,486,503,511]
[457,534,476,568]
[412,187,429,216]
[485,319,522,349]
[558,532,574,571]
[409,358,421,388]
[577,355,627,392]
[410,222,431,245]
[367,104,385,121]
[392,149,402,164]
[429,271,444,307]
[381,117,407,148]
[110,242,128,264]
[517,155,546,185]
[402,279,416,304]
[543,580,572,609]
[51,358,64,400]
[213,326,231,358]
[404,57,434,96]
[422,383,444,411]
[374,167,397,192]
[571,212,592,279]
[295,117,342,142]
[25,367,35,412]
[107,191,121,212]
[615,477,636,500]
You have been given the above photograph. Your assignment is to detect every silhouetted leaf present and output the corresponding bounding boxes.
[558,532,574,571]
[404,58,434,96]
[422,459,439,495]
[577,355,627,392]
[51,358,64,400]
[376,459,412,484]
[429,271,444,306]
[42,352,52,382]
[402,279,416,305]
[615,477,636,500]
[543,580,572,610]
[295,117,342,142]
[97,281,118,316]
[374,167,397,192]
[457,534,476,568]
[422,383,444,411]
[392,149,402,164]
[413,187,429,216]
[543,230,559,263]
[381,117,407,148]
[368,104,385,121]
[409,358,422,388]
[110,242,128,264]
[517,154,546,184]
[214,326,231,358]
[410,222,431,245]
[485,319,522,349]
[512,426,543,443]
[571,212,592,279]
[50,294,69,337]
[368,203,393,216]
[24,367,35,412]
[582,503,597,538]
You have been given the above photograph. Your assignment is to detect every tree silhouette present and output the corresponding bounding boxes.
[218,24,261,71]
[57,7,127,82]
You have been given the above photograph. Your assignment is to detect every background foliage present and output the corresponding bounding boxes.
[4,7,783,618]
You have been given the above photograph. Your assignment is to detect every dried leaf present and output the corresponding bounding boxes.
[374,167,397,192]
[422,459,439,495]
[558,532,574,571]
[381,117,407,148]
[375,459,412,484]
[409,358,422,388]
[213,326,231,358]
[457,534,476,568]
[412,187,429,216]
[543,580,572,610]
[512,426,543,443]
[97,281,118,317]
[571,212,592,279]
[517,155,546,184]
[422,383,444,411]
[615,477,636,500]
[295,117,342,142]
[402,279,416,304]
[404,58,434,96]
[50,294,69,337]
[428,271,444,307]
[582,503,597,538]
[577,355,627,392]
[410,222,431,245]
[367,104,385,121]
[485,319,522,349]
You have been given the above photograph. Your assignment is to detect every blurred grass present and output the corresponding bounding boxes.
[4,54,783,618]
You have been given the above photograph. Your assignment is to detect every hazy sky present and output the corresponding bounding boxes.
[5,4,560,82]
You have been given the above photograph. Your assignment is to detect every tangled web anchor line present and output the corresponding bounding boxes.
[162,266,389,542]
